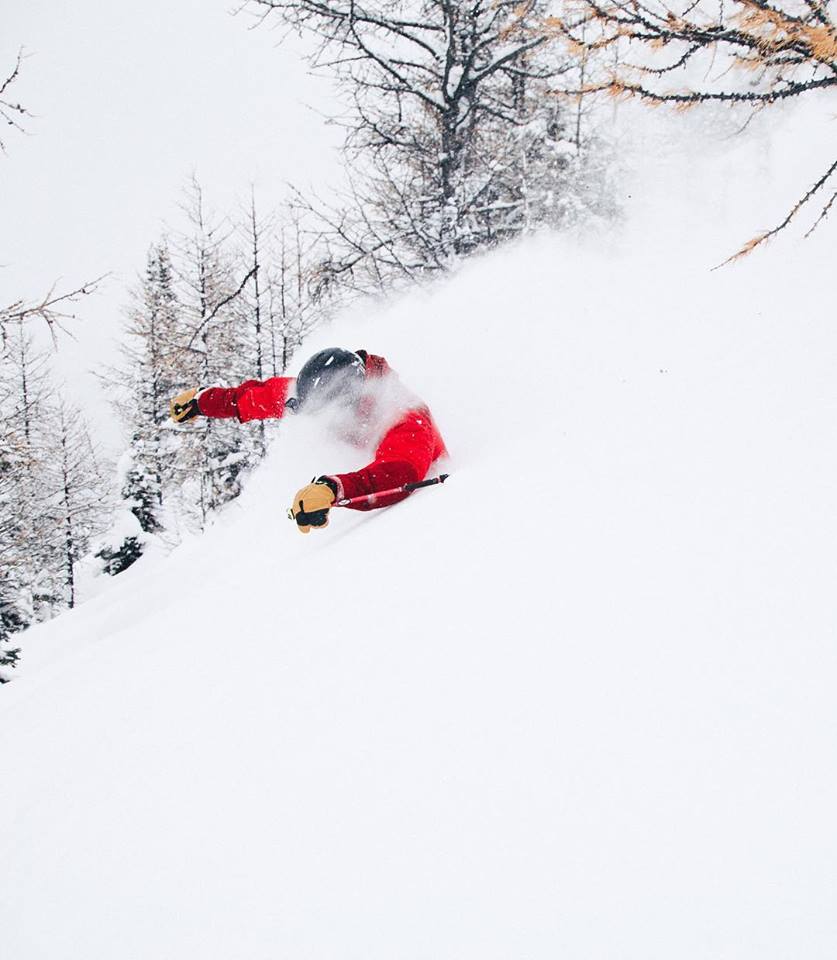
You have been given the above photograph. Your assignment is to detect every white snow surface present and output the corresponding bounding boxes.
[2,103,837,958]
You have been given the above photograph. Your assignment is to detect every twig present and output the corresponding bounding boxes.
[1,276,108,339]
[716,157,837,266]
[186,266,258,348]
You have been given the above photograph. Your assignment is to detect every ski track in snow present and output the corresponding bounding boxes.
[2,103,836,958]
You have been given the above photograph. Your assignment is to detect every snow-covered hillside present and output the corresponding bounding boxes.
[2,104,836,958]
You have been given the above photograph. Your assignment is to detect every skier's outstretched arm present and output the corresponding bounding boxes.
[328,411,438,510]
[289,410,442,532]
[170,377,294,423]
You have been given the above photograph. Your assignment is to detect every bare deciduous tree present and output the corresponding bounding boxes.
[269,211,312,374]
[41,400,107,609]
[243,0,591,289]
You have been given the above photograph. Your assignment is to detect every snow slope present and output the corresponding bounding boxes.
[2,104,836,959]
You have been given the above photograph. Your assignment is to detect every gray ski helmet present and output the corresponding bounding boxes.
[292,348,366,411]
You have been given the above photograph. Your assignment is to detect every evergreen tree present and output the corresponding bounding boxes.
[0,624,22,682]
[99,242,180,572]
[95,445,162,576]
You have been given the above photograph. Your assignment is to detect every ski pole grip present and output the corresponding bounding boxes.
[403,473,449,493]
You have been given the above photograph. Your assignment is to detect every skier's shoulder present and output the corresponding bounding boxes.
[387,402,438,436]
[355,349,391,379]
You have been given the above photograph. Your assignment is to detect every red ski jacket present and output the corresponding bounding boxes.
[197,352,447,510]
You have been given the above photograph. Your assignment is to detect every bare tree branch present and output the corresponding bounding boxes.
[186,266,258,348]
[1,276,108,341]
[717,157,837,265]
[0,48,32,154]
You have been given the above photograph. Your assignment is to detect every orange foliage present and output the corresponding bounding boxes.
[721,232,771,267]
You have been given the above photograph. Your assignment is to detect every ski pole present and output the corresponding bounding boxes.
[333,473,449,508]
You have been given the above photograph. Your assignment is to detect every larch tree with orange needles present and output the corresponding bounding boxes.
[547,0,837,260]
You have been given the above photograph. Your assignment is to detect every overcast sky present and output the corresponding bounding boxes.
[2,0,343,450]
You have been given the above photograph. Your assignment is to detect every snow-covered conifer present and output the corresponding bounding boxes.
[95,445,163,577]
[96,242,181,569]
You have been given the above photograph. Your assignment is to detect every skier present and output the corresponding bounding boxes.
[169,348,447,533]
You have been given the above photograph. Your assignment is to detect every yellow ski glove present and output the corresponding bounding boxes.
[170,388,201,423]
[290,480,336,534]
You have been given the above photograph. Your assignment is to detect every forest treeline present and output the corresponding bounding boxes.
[3,0,834,677]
